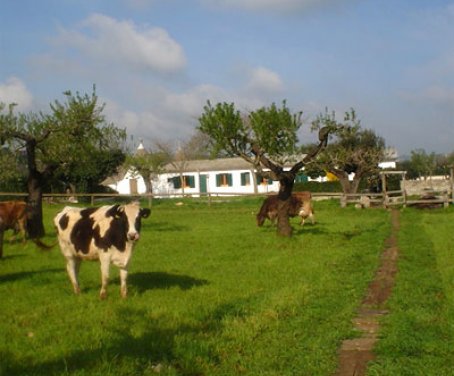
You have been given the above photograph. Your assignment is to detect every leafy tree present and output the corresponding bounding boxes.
[408,149,436,179]
[399,149,454,180]
[306,108,386,194]
[198,100,334,237]
[0,146,25,191]
[0,88,126,238]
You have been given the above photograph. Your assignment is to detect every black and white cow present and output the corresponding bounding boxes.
[54,201,150,299]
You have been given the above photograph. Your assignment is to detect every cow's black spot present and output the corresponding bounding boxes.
[93,209,128,252]
[70,208,98,254]
[59,214,69,231]
[105,205,120,218]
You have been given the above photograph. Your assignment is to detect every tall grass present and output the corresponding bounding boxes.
[369,207,454,376]
[0,198,390,375]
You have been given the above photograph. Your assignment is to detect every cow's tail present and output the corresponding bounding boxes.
[32,238,56,250]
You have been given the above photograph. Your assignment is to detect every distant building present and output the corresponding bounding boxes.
[103,143,397,196]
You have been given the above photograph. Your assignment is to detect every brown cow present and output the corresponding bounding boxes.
[256,192,315,227]
[0,200,28,258]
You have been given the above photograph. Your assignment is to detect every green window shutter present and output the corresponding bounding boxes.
[241,172,249,186]
[296,173,308,183]
[188,175,195,188]
[227,174,233,186]
[216,174,221,187]
[174,177,181,189]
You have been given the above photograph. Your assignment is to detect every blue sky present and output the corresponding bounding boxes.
[1,0,453,157]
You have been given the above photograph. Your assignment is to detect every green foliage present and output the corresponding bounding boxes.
[198,100,302,164]
[0,88,127,193]
[0,199,390,375]
[198,101,246,158]
[306,108,386,194]
[0,147,26,191]
[294,180,343,192]
[398,148,454,180]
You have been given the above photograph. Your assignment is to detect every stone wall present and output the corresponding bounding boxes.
[403,178,453,196]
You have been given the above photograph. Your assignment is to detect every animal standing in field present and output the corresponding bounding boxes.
[0,200,29,258]
[256,192,315,227]
[54,201,151,299]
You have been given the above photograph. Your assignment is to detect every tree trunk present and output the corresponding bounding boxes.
[339,176,361,195]
[24,139,45,239]
[276,174,295,237]
[27,170,45,238]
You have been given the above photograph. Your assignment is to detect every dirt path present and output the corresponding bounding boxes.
[334,209,400,376]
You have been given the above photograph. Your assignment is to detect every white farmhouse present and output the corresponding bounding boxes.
[105,156,310,197]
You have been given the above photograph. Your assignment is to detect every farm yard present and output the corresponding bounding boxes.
[1,197,454,375]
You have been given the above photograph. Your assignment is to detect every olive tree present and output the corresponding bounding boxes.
[198,100,334,237]
[306,108,386,194]
[0,89,126,238]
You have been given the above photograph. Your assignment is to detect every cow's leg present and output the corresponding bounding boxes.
[99,254,110,299]
[66,257,81,294]
[119,267,128,298]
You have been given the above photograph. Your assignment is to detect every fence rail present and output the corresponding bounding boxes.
[0,190,452,208]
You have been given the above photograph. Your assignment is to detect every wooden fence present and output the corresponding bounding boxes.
[0,189,452,209]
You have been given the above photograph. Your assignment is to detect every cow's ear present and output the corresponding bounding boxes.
[116,206,125,218]
[106,204,123,218]
[140,208,151,218]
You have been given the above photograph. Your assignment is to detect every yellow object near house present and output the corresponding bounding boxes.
[326,172,338,181]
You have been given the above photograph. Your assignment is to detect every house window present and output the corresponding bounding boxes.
[240,172,251,186]
[216,173,233,187]
[256,174,273,185]
[168,175,195,189]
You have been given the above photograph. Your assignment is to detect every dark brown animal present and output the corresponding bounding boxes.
[256,192,315,227]
[0,201,28,258]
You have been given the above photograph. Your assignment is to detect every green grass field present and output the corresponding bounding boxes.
[0,198,453,375]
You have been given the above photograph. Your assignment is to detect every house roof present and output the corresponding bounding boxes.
[164,157,254,173]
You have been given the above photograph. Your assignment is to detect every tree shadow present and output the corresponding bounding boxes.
[148,221,190,232]
[129,271,208,293]
[0,253,27,261]
[1,304,210,375]
[293,224,327,236]
[0,268,62,283]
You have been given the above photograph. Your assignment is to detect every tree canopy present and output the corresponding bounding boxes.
[199,100,334,236]
[0,88,126,237]
[305,108,386,194]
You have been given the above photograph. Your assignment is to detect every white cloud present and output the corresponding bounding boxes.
[246,66,284,93]
[53,13,186,73]
[0,77,34,110]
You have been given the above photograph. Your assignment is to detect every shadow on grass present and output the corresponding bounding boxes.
[149,221,190,232]
[0,268,62,283]
[0,253,27,261]
[0,305,211,375]
[129,271,208,293]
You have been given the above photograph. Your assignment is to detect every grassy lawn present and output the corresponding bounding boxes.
[369,206,454,376]
[2,197,390,375]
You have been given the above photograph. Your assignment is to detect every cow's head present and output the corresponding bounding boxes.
[108,202,151,242]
